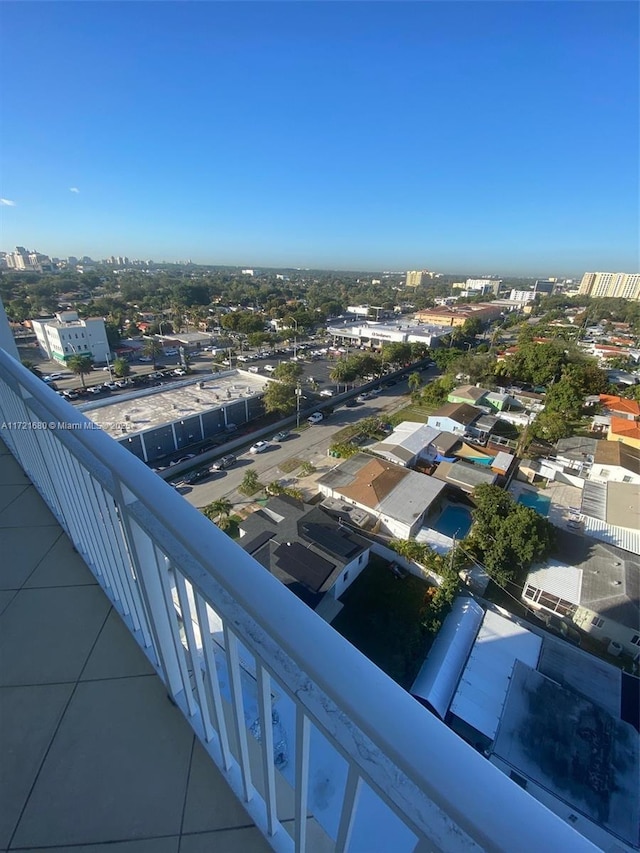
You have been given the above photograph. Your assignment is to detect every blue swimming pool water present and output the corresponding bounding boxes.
[433,505,473,539]
[518,491,551,517]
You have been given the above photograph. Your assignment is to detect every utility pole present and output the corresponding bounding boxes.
[296,383,302,428]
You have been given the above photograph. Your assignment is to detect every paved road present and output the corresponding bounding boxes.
[176,375,424,511]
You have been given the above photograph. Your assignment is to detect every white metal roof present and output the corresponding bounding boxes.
[410,598,483,719]
[449,610,542,740]
[524,560,583,605]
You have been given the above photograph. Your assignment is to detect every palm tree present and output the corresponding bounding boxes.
[142,339,163,367]
[202,498,233,523]
[329,360,351,391]
[67,354,93,388]
[408,371,422,398]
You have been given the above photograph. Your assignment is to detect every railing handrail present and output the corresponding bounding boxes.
[0,348,596,853]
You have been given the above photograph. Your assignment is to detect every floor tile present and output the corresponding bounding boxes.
[0,590,16,616]
[15,838,179,853]
[181,739,253,835]
[0,484,28,516]
[81,608,155,681]
[0,487,58,528]
[0,453,31,485]
[23,531,97,588]
[179,827,271,853]
[11,676,194,848]
[0,586,110,686]
[0,527,61,590]
[0,683,73,849]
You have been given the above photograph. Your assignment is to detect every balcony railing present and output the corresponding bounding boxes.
[0,346,595,853]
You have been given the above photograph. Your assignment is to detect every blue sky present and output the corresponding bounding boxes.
[1,2,638,276]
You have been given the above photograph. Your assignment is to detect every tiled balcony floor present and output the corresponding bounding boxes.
[0,440,271,853]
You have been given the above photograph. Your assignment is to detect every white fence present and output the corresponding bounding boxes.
[0,345,595,853]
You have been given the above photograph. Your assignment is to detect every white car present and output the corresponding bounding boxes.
[264,364,276,372]
[320,389,334,398]
[250,441,270,454]
[307,412,324,425]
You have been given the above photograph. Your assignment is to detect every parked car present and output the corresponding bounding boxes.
[250,441,270,454]
[211,454,236,470]
[264,364,276,372]
[320,389,334,397]
[273,431,290,442]
[344,399,359,407]
[173,368,186,376]
[308,412,324,425]
[356,393,370,402]
[183,468,213,485]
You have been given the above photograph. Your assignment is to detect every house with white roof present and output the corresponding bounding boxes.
[368,421,442,468]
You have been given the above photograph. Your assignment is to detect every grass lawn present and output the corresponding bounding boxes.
[332,556,435,689]
[279,457,303,474]
[388,402,438,426]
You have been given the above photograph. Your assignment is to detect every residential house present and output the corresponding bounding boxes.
[433,459,498,493]
[427,403,485,438]
[589,442,640,485]
[238,495,371,610]
[523,533,640,657]
[579,480,640,553]
[609,418,640,451]
[369,422,442,468]
[447,385,489,407]
[317,453,445,539]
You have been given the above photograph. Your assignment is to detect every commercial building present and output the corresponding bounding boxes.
[413,303,503,327]
[405,269,433,287]
[80,369,270,462]
[326,319,451,348]
[452,279,501,297]
[579,272,640,301]
[31,310,110,365]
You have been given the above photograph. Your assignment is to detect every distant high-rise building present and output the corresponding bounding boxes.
[579,272,640,301]
[533,280,556,296]
[405,270,432,287]
[465,278,501,296]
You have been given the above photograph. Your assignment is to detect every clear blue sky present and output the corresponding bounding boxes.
[1,1,638,276]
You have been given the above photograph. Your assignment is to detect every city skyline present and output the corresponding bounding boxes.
[1,2,638,276]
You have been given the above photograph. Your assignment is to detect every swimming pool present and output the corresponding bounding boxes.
[517,491,551,517]
[433,505,473,539]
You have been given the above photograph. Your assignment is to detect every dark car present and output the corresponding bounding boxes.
[383,380,397,388]
[211,454,236,471]
[198,440,221,453]
[273,431,290,441]
[344,398,359,407]
[183,468,213,485]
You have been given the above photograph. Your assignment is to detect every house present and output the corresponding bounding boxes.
[447,385,490,407]
[238,495,371,610]
[369,422,442,468]
[589,442,640,485]
[317,453,446,539]
[579,480,640,554]
[433,459,498,493]
[411,598,640,853]
[609,417,640,450]
[523,532,640,656]
[599,394,640,420]
[427,402,483,436]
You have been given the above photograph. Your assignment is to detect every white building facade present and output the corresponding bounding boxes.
[31,311,110,365]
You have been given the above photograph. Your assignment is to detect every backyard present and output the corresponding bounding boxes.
[332,555,435,689]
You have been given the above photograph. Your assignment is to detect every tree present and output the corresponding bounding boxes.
[112,357,130,378]
[329,360,353,389]
[467,485,555,587]
[67,354,93,388]
[381,342,412,366]
[263,381,297,416]
[408,371,422,398]
[202,498,232,523]
[273,362,302,383]
[142,339,164,367]
[239,469,261,496]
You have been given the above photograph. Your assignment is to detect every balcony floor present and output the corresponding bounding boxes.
[0,440,271,853]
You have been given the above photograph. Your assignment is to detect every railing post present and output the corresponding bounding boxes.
[111,481,185,699]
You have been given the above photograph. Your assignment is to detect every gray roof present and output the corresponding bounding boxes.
[317,452,373,491]
[432,431,461,455]
[554,530,640,630]
[493,662,639,847]
[430,402,483,426]
[371,423,441,466]
[434,460,497,491]
[555,436,598,462]
[474,414,498,432]
[239,496,370,608]
[376,470,445,523]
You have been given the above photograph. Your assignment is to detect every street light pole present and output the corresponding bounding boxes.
[296,383,302,428]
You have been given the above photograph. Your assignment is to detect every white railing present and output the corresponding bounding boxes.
[0,347,596,853]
